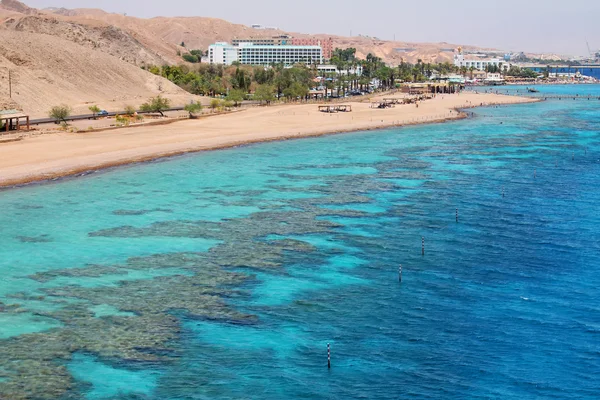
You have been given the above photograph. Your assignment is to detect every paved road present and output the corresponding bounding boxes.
[30,107,185,125]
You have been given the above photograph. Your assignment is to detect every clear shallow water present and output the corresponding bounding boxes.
[1,86,599,399]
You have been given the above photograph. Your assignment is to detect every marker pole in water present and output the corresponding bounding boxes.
[573,152,575,161]
[422,237,425,256]
[534,169,536,179]
[399,264,402,282]
[456,208,459,222]
[327,343,331,369]
[502,187,505,198]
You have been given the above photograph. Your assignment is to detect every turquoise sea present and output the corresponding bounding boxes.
[1,85,599,399]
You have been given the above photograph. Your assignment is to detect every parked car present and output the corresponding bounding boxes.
[98,110,109,116]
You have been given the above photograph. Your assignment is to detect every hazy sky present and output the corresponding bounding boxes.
[24,0,600,56]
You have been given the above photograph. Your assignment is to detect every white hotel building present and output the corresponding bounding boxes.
[454,52,503,71]
[208,42,323,66]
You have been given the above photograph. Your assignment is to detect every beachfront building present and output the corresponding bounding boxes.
[208,42,239,65]
[454,53,503,71]
[317,64,363,76]
[454,48,503,71]
[232,35,292,47]
[484,72,505,85]
[208,42,323,66]
[238,43,322,66]
[291,38,333,60]
[231,36,333,60]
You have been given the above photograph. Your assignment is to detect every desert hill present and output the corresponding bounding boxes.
[0,0,495,117]
[47,8,483,65]
[0,1,196,117]
[0,29,194,117]
[24,1,490,66]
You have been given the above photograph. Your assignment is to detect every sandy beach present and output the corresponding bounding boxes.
[0,92,536,188]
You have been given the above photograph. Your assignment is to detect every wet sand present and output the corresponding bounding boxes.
[0,92,536,188]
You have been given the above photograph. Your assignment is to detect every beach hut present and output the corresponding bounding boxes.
[0,110,30,133]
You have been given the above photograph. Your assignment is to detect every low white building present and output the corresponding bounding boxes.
[484,72,506,85]
[208,42,239,65]
[317,64,363,76]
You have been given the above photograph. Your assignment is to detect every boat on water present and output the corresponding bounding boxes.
[527,87,540,93]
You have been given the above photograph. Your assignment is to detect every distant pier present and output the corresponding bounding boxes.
[525,95,600,100]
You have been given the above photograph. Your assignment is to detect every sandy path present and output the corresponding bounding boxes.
[0,93,536,188]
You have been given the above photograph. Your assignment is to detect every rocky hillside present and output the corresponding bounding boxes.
[56,9,477,65]
[0,0,36,14]
[1,10,170,66]
[2,0,491,67]
[0,26,192,117]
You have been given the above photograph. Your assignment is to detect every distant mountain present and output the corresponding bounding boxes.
[0,0,37,14]
[36,3,489,65]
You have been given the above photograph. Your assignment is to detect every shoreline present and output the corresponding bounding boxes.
[0,93,537,190]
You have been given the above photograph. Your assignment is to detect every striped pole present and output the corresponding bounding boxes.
[456,208,458,223]
[327,343,331,369]
[399,264,402,282]
[422,237,425,256]
[502,187,505,198]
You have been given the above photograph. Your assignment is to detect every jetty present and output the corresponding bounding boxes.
[520,95,600,101]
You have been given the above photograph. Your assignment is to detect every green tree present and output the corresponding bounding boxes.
[49,105,72,123]
[140,96,171,116]
[148,65,161,75]
[283,82,308,101]
[88,105,100,119]
[182,54,200,63]
[124,105,136,117]
[184,101,203,118]
[209,98,222,112]
[226,89,245,106]
[254,84,276,105]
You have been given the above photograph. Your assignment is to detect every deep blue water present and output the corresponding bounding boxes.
[0,86,599,399]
